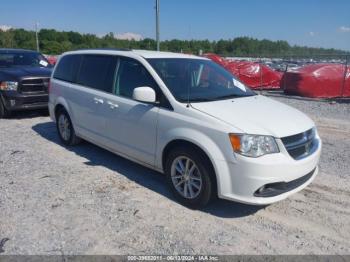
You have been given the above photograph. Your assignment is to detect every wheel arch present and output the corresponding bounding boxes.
[53,97,71,122]
[54,104,65,118]
[161,138,221,197]
[157,127,232,198]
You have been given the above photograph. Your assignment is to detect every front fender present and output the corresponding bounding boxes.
[156,127,231,196]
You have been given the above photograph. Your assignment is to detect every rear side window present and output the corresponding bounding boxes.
[77,55,117,93]
[53,55,82,82]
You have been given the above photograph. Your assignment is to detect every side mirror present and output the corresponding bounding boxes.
[132,86,156,103]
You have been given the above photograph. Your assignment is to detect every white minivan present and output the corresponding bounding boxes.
[49,49,321,208]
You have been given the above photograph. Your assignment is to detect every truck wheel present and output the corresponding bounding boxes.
[56,108,81,146]
[0,99,10,119]
[165,146,214,209]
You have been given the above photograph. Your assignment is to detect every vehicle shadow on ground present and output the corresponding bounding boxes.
[4,109,49,120]
[32,121,263,218]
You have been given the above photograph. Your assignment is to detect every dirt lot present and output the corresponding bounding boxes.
[0,95,349,255]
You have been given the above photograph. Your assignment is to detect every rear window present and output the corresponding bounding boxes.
[76,55,117,93]
[53,55,82,82]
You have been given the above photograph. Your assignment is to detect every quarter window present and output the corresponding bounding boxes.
[77,55,117,93]
[53,55,82,82]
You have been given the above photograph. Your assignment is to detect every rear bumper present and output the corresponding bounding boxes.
[1,91,48,111]
[48,101,56,121]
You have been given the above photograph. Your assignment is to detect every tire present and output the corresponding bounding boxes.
[0,98,11,119]
[165,146,215,209]
[56,108,81,146]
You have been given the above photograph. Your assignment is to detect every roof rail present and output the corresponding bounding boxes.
[74,48,131,52]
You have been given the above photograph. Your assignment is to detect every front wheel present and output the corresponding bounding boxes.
[165,146,214,209]
[56,109,81,146]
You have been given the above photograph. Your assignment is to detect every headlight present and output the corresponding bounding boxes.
[308,127,317,139]
[0,81,18,91]
[229,134,279,157]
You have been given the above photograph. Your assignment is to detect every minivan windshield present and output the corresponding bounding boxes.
[147,58,255,102]
[0,51,51,68]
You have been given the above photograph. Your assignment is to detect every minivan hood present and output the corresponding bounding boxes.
[191,95,314,138]
[0,66,52,80]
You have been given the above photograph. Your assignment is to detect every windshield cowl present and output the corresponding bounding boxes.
[192,93,257,103]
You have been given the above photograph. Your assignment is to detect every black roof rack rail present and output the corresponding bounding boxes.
[73,48,131,52]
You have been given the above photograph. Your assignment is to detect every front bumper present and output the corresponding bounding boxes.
[1,91,48,111]
[216,137,322,205]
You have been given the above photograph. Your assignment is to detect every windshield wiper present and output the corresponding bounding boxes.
[211,94,255,101]
[178,96,215,102]
[188,98,215,102]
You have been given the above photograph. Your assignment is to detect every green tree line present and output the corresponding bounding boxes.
[1,28,349,57]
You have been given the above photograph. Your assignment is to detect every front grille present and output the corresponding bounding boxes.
[19,77,49,94]
[281,128,318,160]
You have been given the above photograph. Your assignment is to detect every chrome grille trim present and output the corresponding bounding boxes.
[19,77,49,94]
[281,128,318,160]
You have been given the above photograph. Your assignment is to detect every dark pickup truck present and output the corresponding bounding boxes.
[0,48,53,118]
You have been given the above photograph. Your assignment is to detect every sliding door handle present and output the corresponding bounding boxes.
[107,101,119,109]
[93,97,104,104]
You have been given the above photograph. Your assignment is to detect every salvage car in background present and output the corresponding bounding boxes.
[0,48,52,118]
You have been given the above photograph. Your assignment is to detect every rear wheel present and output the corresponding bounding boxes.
[165,146,214,209]
[56,108,81,146]
[0,99,11,119]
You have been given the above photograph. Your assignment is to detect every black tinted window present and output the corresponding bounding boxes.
[0,51,50,68]
[115,57,159,99]
[147,58,255,102]
[53,55,81,82]
[77,55,116,93]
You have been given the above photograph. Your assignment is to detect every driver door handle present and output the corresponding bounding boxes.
[107,101,119,109]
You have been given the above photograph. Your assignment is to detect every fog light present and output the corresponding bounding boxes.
[10,100,16,106]
[258,186,265,193]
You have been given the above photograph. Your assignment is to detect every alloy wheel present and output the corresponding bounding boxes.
[58,114,71,141]
[170,156,202,199]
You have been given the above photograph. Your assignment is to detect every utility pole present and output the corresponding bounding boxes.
[35,22,39,52]
[156,0,160,51]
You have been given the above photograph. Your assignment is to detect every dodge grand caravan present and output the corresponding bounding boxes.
[49,49,322,208]
[0,49,52,118]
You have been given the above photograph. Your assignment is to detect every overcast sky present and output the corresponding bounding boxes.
[1,0,349,51]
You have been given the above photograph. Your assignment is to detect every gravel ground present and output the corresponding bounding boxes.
[0,95,349,255]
